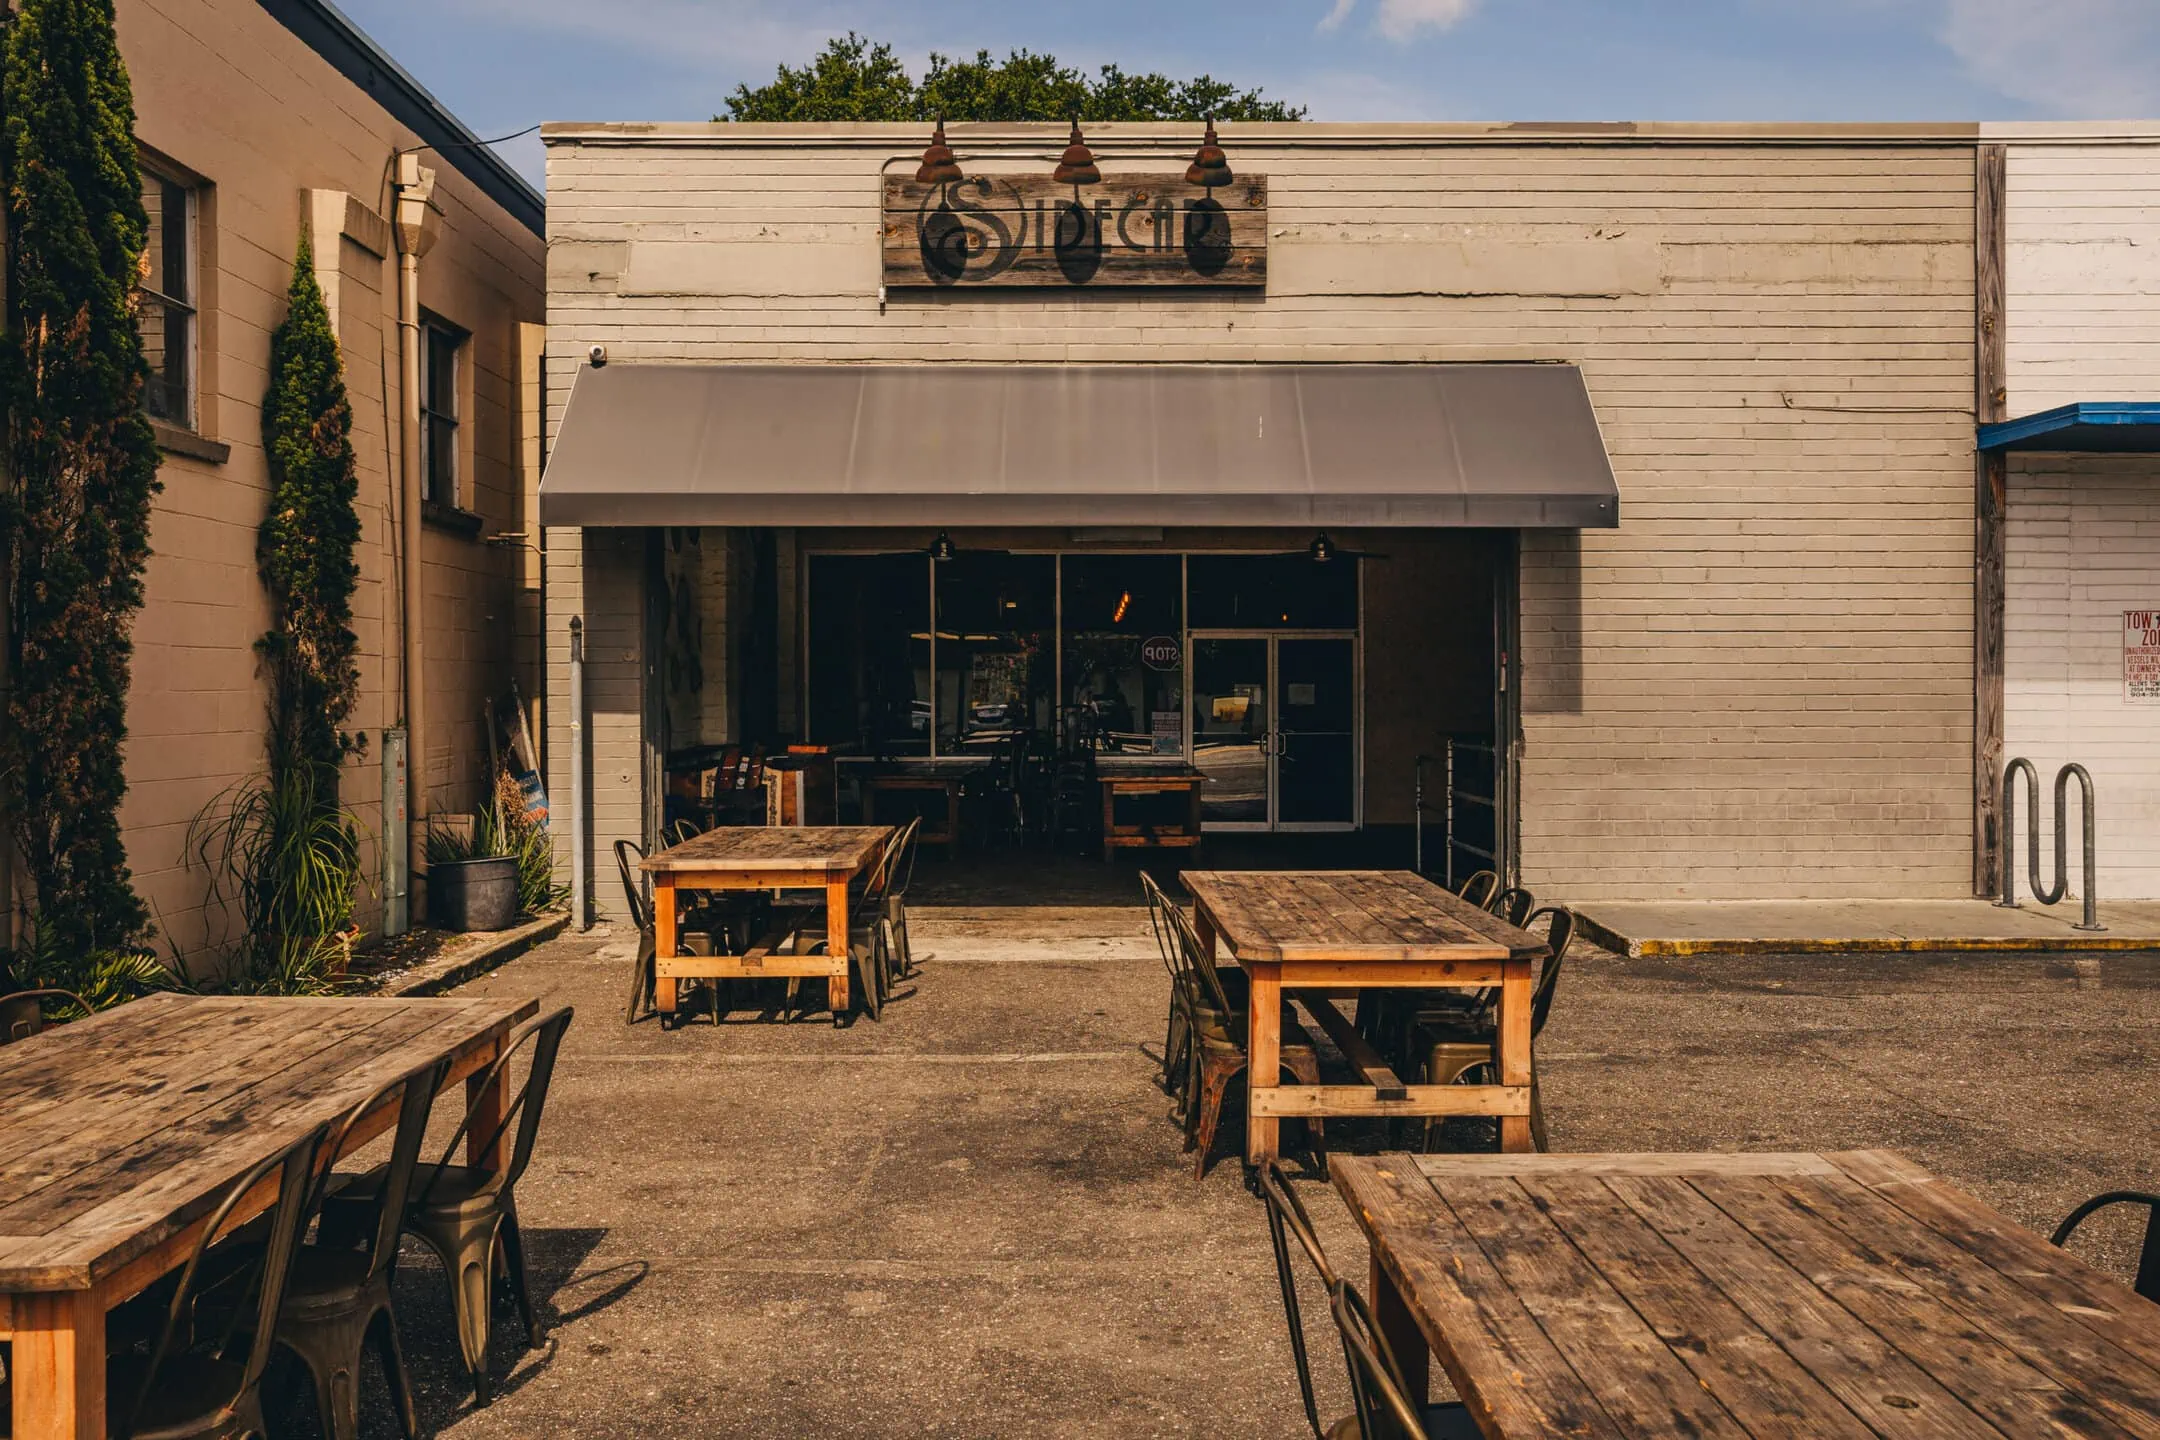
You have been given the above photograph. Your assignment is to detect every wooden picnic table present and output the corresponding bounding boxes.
[0,992,535,1440]
[1334,1150,2160,1438]
[640,825,893,1021]
[1099,768,1205,857]
[1181,870,1547,1162]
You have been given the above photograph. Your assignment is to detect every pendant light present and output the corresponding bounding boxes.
[1184,117,1232,187]
[1052,120,1101,186]
[927,531,957,563]
[915,118,962,186]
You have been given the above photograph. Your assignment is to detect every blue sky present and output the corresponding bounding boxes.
[332,0,2160,191]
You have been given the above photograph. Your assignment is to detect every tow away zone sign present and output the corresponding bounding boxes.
[2127,609,2160,703]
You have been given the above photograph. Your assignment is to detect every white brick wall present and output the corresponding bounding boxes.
[2002,459,2160,898]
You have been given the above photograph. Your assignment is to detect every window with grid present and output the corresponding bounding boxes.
[139,167,196,426]
[419,320,462,507]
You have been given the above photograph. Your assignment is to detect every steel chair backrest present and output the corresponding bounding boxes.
[614,840,650,931]
[885,816,924,900]
[0,988,89,1045]
[1329,1278,1432,1440]
[1456,870,1498,907]
[665,818,703,847]
[1489,886,1535,927]
[422,1007,576,1199]
[1139,872,1182,983]
[120,1125,326,1440]
[1164,894,1234,1017]
[2052,1191,2160,1302]
[859,818,918,907]
[1523,906,1574,1038]
[307,1058,450,1284]
[1259,1162,1339,1440]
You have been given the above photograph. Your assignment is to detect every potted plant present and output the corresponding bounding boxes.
[425,804,521,933]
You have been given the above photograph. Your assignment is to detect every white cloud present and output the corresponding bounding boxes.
[1375,0,1480,42]
[1316,0,1479,42]
[1936,0,2160,117]
[432,0,848,74]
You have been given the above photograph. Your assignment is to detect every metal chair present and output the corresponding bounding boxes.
[1159,886,1324,1178]
[2052,1191,2160,1301]
[1329,1279,1484,1440]
[615,839,658,1025]
[1141,872,1195,1109]
[1260,1163,1478,1440]
[882,816,925,980]
[1412,905,1575,1153]
[0,987,89,1044]
[1486,886,1534,927]
[105,1126,326,1440]
[273,1059,448,1440]
[322,1007,575,1405]
[1454,871,1498,908]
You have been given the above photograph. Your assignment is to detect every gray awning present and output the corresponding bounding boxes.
[539,362,1620,529]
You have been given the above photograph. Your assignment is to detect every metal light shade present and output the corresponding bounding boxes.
[928,531,957,563]
[1053,120,1101,186]
[1309,532,1337,563]
[915,119,962,186]
[1184,118,1232,187]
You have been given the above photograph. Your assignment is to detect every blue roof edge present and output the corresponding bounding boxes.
[256,0,544,237]
[1979,401,2160,451]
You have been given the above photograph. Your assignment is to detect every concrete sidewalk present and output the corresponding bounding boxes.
[1575,897,2160,957]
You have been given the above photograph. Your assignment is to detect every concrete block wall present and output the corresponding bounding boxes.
[542,122,1980,902]
[110,0,544,959]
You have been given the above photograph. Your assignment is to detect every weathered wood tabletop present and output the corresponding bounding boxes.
[0,992,535,1440]
[1333,1150,2160,1439]
[1181,870,1547,1159]
[639,825,894,1019]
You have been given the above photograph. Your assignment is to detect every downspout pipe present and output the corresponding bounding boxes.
[393,154,440,905]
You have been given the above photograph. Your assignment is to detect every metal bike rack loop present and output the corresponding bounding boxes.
[1998,757,2104,931]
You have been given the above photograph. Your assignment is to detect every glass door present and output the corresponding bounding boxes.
[1190,633,1358,831]
[1276,637,1357,829]
[1192,637,1270,827]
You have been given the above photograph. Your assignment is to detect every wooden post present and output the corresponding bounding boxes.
[1974,142,2008,896]
[1496,954,1534,1154]
[1245,959,1282,1167]
[653,877,678,1015]
[11,1290,104,1440]
[467,1035,508,1172]
[825,880,850,1017]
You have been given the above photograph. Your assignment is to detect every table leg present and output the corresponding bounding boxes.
[1101,784,1115,861]
[1372,1249,1430,1405]
[1246,960,1282,1167]
[1497,953,1534,1154]
[654,876,679,1016]
[826,880,851,1019]
[946,783,961,855]
[467,1033,509,1172]
[11,1289,104,1440]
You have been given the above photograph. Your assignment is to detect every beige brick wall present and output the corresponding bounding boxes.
[112,0,545,958]
[543,122,1978,902]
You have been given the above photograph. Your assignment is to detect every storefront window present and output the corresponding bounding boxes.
[1188,554,1358,629]
[807,553,931,755]
[1061,554,1185,757]
[934,553,1055,752]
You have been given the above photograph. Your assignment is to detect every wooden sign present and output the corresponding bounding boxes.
[881,173,1267,289]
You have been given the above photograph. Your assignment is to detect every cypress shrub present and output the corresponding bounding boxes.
[0,0,162,958]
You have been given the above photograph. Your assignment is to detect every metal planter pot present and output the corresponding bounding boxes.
[429,856,519,932]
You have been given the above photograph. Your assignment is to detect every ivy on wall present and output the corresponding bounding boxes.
[0,0,162,958]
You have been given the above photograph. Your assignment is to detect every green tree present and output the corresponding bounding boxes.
[0,0,162,958]
[259,233,361,786]
[726,33,1304,123]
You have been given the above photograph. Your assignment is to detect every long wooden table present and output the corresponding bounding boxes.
[1181,870,1547,1161]
[0,992,535,1440]
[1334,1150,2160,1438]
[641,825,893,1021]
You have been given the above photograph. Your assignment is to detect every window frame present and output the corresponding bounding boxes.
[418,314,466,511]
[137,157,198,431]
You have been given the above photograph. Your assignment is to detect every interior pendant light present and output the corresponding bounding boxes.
[1308,532,1338,564]
[1184,117,1232,187]
[1052,119,1101,186]
[927,531,958,563]
[915,117,962,186]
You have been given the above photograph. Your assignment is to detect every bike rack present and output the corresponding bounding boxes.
[1998,757,2105,931]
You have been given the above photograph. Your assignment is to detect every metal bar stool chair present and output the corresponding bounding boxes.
[1329,1278,1483,1439]
[0,987,89,1044]
[2052,1191,2160,1301]
[1411,905,1575,1153]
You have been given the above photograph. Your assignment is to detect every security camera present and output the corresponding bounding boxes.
[588,344,607,367]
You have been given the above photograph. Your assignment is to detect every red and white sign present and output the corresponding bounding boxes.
[2127,609,2160,703]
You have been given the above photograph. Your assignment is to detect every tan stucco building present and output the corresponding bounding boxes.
[107,0,546,955]
[534,119,2007,911]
